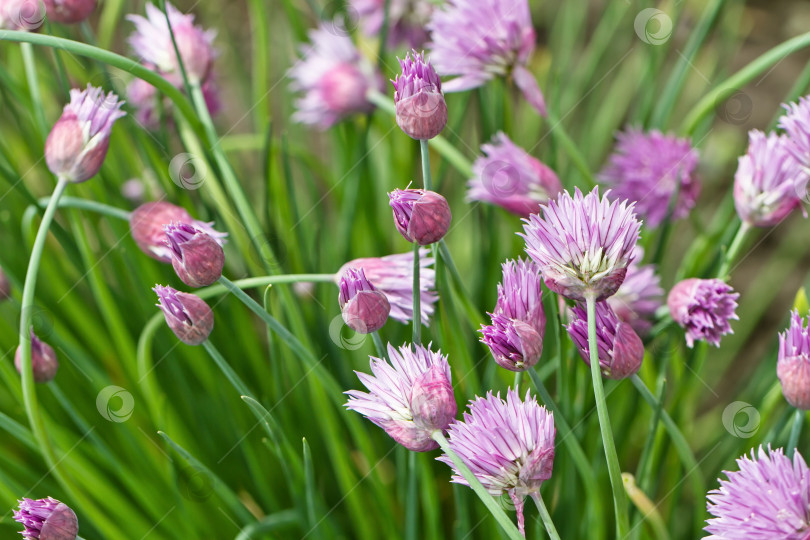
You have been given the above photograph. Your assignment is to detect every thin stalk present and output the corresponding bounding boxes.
[37,196,132,221]
[202,340,252,398]
[420,139,433,191]
[430,431,523,540]
[545,108,595,188]
[787,409,804,458]
[371,331,387,360]
[21,42,47,138]
[514,371,522,393]
[412,243,421,344]
[585,294,629,537]
[716,221,750,279]
[530,493,561,540]
[406,451,418,540]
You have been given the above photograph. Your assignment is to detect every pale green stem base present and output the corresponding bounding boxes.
[412,242,421,344]
[717,221,750,279]
[405,450,418,540]
[530,492,561,540]
[787,409,804,458]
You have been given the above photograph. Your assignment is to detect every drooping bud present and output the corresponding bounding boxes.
[154,285,213,345]
[43,0,96,24]
[130,202,227,263]
[392,50,447,140]
[164,222,225,287]
[338,268,390,334]
[777,310,810,409]
[668,278,739,348]
[566,301,644,379]
[389,188,452,245]
[480,314,543,372]
[13,497,78,540]
[15,329,58,383]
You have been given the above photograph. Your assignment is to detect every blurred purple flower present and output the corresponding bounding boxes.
[337,250,437,325]
[389,188,451,244]
[127,2,216,84]
[734,130,805,227]
[779,96,810,168]
[346,342,456,452]
[705,446,810,539]
[566,301,644,380]
[467,132,561,217]
[45,85,125,183]
[392,50,447,140]
[43,0,96,24]
[778,310,810,410]
[599,128,700,228]
[127,74,220,130]
[427,0,546,115]
[130,201,226,263]
[351,0,433,49]
[521,187,641,302]
[338,268,390,333]
[14,496,78,539]
[15,328,58,383]
[289,22,381,129]
[437,389,555,535]
[606,247,663,336]
[0,0,45,30]
[668,278,739,348]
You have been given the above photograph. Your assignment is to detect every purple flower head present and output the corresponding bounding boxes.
[467,132,562,217]
[437,389,555,535]
[45,85,125,183]
[165,222,225,287]
[345,343,456,452]
[127,2,216,84]
[705,446,810,539]
[668,278,739,348]
[566,301,644,379]
[0,0,45,30]
[337,250,437,325]
[15,328,58,384]
[778,310,810,410]
[599,128,699,228]
[43,0,95,24]
[495,258,545,334]
[351,0,433,48]
[779,96,810,169]
[734,130,806,227]
[520,187,641,302]
[427,0,546,115]
[605,247,663,336]
[130,201,227,263]
[0,265,10,301]
[13,496,78,539]
[389,188,452,245]
[392,51,447,140]
[338,268,390,334]
[289,22,381,129]
[154,285,213,346]
[480,314,542,372]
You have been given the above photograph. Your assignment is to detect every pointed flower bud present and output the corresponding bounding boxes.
[480,314,543,372]
[389,188,452,245]
[165,222,225,287]
[154,285,213,345]
[566,301,644,379]
[777,310,810,410]
[14,497,78,540]
[668,278,739,348]
[346,343,456,452]
[45,85,125,183]
[15,329,58,383]
[130,202,227,263]
[43,0,96,24]
[392,50,447,140]
[494,258,546,335]
[338,268,390,334]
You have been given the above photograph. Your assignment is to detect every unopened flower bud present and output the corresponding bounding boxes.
[339,268,390,333]
[154,285,213,345]
[777,310,810,409]
[410,363,456,430]
[14,497,78,540]
[392,50,447,140]
[389,188,451,245]
[15,329,58,383]
[130,202,227,263]
[165,222,225,287]
[43,0,96,24]
[480,314,543,372]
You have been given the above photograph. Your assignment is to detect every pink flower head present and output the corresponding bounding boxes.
[13,496,78,539]
[392,50,447,140]
[338,268,390,334]
[337,250,437,325]
[346,343,456,452]
[599,128,700,228]
[778,310,810,410]
[606,247,663,336]
[289,21,381,129]
[127,2,216,84]
[779,96,810,169]
[130,201,227,263]
[165,222,225,287]
[467,132,561,217]
[437,389,555,536]
[668,278,739,348]
[388,188,451,245]
[427,0,546,115]
[734,130,805,227]
[520,187,641,302]
[43,0,96,24]
[0,0,45,30]
[154,285,213,346]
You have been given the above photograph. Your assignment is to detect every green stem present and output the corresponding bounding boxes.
[371,331,387,360]
[0,30,201,132]
[514,371,522,393]
[530,492,562,540]
[545,108,595,188]
[787,409,804,458]
[420,139,433,191]
[717,221,750,279]
[682,30,810,135]
[431,431,523,540]
[21,42,47,138]
[585,294,629,537]
[412,243,421,344]
[405,451,418,540]
[37,196,132,221]
[202,340,252,398]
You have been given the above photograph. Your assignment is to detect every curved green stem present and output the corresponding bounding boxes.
[37,196,132,221]
[21,42,47,138]
[787,408,804,458]
[202,340,252,398]
[431,431,523,540]
[530,492,562,540]
[585,294,629,537]
[0,30,201,132]
[681,30,810,135]
[717,221,750,279]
